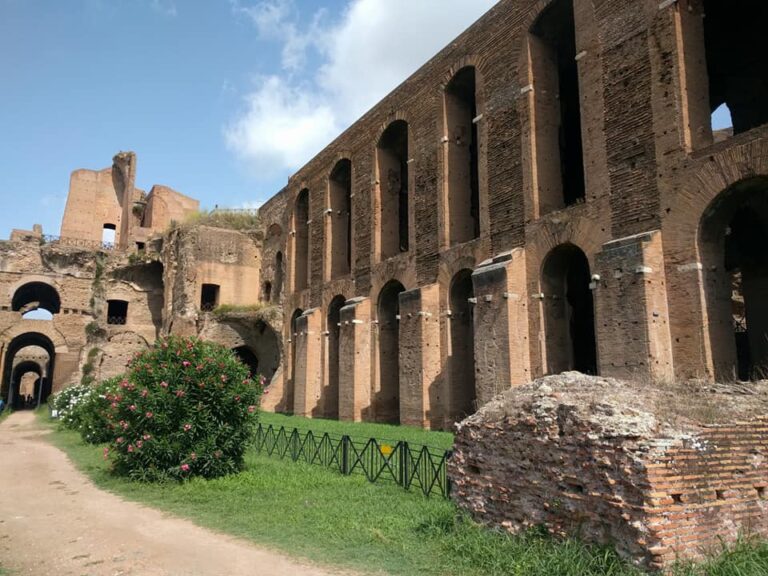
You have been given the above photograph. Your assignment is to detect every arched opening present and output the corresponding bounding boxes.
[234,346,260,377]
[288,308,304,413]
[22,309,53,321]
[12,282,61,315]
[529,0,585,213]
[102,223,117,246]
[12,361,43,410]
[699,177,768,380]
[263,281,272,302]
[448,269,477,423]
[329,160,352,278]
[541,244,597,375]
[293,189,310,291]
[702,0,768,137]
[106,300,128,325]
[444,67,480,245]
[1,333,55,410]
[376,121,409,260]
[324,295,346,419]
[376,280,405,423]
[274,252,284,302]
[711,103,734,142]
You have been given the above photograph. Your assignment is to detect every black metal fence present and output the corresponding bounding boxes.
[253,423,452,498]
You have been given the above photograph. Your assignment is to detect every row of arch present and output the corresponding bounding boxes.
[287,242,600,426]
[290,66,482,293]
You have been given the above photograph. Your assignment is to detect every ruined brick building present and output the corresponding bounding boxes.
[2,0,767,432]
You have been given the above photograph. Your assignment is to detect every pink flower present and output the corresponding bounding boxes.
[182,361,191,367]
[127,444,134,453]
[183,423,192,432]
[128,404,136,412]
[136,441,143,449]
[220,375,228,383]
[180,464,190,472]
[142,434,152,441]
[145,412,154,419]
[259,375,266,386]
[263,389,269,395]
[120,380,129,389]
[234,395,241,402]
[248,405,256,414]
[116,437,124,444]
[110,402,118,409]
[160,381,169,388]
[140,389,148,398]
[103,447,110,460]
[176,389,186,398]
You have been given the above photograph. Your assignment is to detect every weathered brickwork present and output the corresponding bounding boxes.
[449,373,768,570]
[264,0,768,430]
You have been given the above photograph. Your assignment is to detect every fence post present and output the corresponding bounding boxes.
[341,435,351,475]
[401,442,410,489]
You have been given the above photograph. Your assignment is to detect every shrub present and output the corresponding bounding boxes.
[51,383,94,430]
[75,377,120,445]
[103,336,262,481]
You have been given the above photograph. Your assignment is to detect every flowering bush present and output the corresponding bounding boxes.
[51,383,94,430]
[103,336,262,481]
[74,377,120,445]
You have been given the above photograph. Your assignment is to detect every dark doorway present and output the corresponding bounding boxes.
[234,346,260,377]
[200,284,220,311]
[448,269,477,423]
[107,300,128,325]
[1,333,55,410]
[324,295,346,419]
[376,281,405,423]
[542,244,597,374]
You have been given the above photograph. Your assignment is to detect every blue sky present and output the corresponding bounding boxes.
[0,0,496,237]
[0,0,732,239]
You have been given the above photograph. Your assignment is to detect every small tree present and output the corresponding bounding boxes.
[104,336,262,481]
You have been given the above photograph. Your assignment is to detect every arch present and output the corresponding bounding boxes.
[12,281,61,315]
[376,121,410,260]
[288,308,304,413]
[447,269,477,423]
[234,346,260,377]
[274,251,284,302]
[267,223,283,238]
[527,0,585,213]
[376,280,405,423]
[444,66,480,245]
[329,159,352,278]
[324,295,347,419]
[698,177,768,380]
[263,281,272,303]
[102,223,117,246]
[541,243,597,375]
[293,189,310,291]
[1,332,56,409]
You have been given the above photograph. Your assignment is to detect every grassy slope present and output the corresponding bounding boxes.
[40,413,768,576]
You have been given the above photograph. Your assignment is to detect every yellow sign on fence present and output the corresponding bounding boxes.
[380,443,394,456]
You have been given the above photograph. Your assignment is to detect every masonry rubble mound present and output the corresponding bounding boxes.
[448,372,768,571]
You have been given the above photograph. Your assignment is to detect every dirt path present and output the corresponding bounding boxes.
[0,411,349,576]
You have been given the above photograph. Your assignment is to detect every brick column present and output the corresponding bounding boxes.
[338,297,371,422]
[293,308,323,417]
[594,230,674,382]
[398,284,441,428]
[471,249,531,405]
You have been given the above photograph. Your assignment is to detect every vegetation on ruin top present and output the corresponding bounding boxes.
[41,411,768,576]
[211,303,279,322]
[172,209,261,232]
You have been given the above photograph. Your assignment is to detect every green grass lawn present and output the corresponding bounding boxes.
[39,412,768,576]
[258,411,455,451]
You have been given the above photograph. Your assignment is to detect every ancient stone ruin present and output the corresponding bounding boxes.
[449,373,768,570]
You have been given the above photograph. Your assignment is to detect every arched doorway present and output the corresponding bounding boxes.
[700,177,768,380]
[1,333,55,410]
[541,244,597,375]
[324,295,346,419]
[448,269,477,423]
[288,309,304,413]
[376,281,405,423]
[12,281,61,316]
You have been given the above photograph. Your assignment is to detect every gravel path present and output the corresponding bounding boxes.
[0,411,348,576]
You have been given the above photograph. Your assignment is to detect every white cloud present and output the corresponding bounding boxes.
[150,0,177,17]
[225,76,338,173]
[226,0,497,173]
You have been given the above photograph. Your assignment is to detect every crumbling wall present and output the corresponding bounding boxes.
[449,373,768,571]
